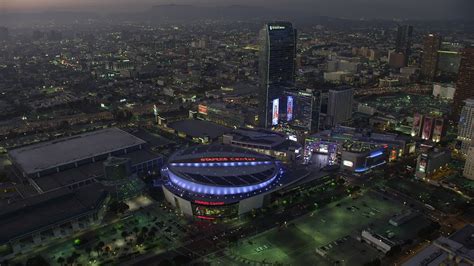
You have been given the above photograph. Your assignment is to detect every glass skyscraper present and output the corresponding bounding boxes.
[258,22,297,128]
[284,89,321,133]
[453,47,474,119]
[395,25,413,66]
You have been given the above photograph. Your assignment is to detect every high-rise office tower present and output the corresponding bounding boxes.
[437,42,463,79]
[421,34,441,81]
[458,98,474,155]
[453,47,474,119]
[327,87,354,127]
[395,25,413,66]
[258,22,297,128]
[284,89,321,133]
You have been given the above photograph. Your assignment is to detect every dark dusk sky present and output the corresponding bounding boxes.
[0,0,472,20]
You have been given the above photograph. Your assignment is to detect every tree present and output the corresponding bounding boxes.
[95,241,105,255]
[85,246,92,256]
[109,200,130,214]
[56,257,65,265]
[133,227,140,235]
[417,222,441,240]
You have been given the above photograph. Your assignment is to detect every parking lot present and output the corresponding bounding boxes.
[225,191,408,265]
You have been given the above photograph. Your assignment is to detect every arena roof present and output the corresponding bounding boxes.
[165,145,281,195]
[9,128,146,175]
[169,144,269,162]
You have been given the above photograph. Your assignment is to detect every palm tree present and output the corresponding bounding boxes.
[95,241,105,255]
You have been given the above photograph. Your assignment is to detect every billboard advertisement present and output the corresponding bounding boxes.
[421,117,434,140]
[272,98,279,126]
[432,118,444,143]
[411,113,423,137]
[287,96,294,122]
[198,104,208,115]
[343,160,354,167]
[390,149,397,162]
[418,154,428,173]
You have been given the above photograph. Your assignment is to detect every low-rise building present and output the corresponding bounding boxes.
[415,148,451,179]
[361,230,396,254]
[222,128,302,163]
[389,211,418,227]
[433,83,455,100]
[0,183,110,258]
[8,128,163,193]
[403,224,474,266]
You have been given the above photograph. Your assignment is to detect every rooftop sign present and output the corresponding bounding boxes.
[269,25,286,30]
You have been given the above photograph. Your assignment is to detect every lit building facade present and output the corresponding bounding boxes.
[463,147,474,180]
[284,89,321,133]
[395,25,413,66]
[258,22,297,128]
[327,87,354,127]
[160,145,286,220]
[452,47,474,119]
[415,149,451,179]
[421,34,441,81]
[458,98,474,155]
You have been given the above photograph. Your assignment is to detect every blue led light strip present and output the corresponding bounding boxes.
[169,161,274,167]
[368,150,384,158]
[355,161,386,173]
[168,170,279,195]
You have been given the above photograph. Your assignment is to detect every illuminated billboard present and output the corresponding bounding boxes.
[287,96,294,122]
[198,104,208,115]
[421,117,434,140]
[432,118,444,143]
[343,160,354,167]
[318,144,329,154]
[272,98,279,126]
[411,113,423,137]
[418,154,428,173]
[390,149,397,162]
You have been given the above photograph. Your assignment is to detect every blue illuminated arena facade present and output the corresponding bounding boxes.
[161,145,284,220]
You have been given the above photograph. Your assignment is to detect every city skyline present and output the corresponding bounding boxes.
[0,1,473,264]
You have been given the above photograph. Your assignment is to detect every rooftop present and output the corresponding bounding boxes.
[32,149,161,192]
[0,183,108,244]
[226,128,287,148]
[9,128,146,175]
[168,119,233,139]
[449,224,474,250]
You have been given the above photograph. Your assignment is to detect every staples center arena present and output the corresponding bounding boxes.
[161,145,287,220]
